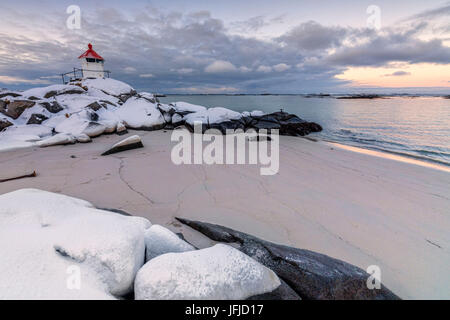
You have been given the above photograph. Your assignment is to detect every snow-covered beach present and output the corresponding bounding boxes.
[0,127,449,299]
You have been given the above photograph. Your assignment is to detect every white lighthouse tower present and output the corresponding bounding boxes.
[78,43,105,78]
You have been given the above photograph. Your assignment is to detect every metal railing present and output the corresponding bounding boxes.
[61,68,111,84]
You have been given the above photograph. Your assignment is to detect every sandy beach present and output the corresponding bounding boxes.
[0,130,449,299]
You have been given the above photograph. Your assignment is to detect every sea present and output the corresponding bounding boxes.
[160,95,450,167]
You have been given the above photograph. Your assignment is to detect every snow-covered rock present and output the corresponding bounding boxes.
[101,135,144,156]
[184,107,242,126]
[2,78,306,153]
[37,133,76,147]
[0,189,151,299]
[172,101,207,114]
[114,97,165,130]
[144,225,195,261]
[134,244,281,300]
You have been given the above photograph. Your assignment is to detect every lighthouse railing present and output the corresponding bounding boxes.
[61,68,111,84]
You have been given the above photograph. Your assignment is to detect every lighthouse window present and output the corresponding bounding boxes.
[86,58,96,63]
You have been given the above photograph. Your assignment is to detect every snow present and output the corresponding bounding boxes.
[134,244,280,300]
[172,101,207,113]
[0,189,151,299]
[80,78,134,96]
[21,84,84,99]
[0,125,53,152]
[114,97,165,129]
[184,107,242,125]
[144,225,195,261]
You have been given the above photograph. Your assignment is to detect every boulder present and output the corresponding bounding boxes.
[0,118,13,131]
[176,218,401,300]
[0,100,36,119]
[116,122,128,136]
[134,244,281,300]
[40,101,63,114]
[248,279,301,300]
[144,225,195,261]
[251,111,322,136]
[82,122,106,138]
[101,135,144,156]
[75,133,91,143]
[27,113,49,125]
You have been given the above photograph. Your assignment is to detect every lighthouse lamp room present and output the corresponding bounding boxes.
[61,43,111,83]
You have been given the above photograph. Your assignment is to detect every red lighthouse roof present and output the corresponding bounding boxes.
[78,43,104,60]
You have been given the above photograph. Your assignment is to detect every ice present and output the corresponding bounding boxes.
[0,189,151,299]
[144,225,195,261]
[134,244,280,300]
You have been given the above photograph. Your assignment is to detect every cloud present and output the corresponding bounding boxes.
[124,67,137,73]
[0,4,448,93]
[139,74,155,78]
[384,71,411,77]
[257,65,272,73]
[204,60,237,73]
[277,21,347,51]
[273,63,290,72]
[173,86,239,94]
[174,68,194,74]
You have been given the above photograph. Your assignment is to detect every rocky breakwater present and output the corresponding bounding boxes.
[0,78,322,150]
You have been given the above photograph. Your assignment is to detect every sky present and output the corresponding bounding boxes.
[0,0,449,93]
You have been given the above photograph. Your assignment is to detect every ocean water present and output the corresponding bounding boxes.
[160,95,450,166]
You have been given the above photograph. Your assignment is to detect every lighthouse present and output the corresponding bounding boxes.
[78,43,105,78]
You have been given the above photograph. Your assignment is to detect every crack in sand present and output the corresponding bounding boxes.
[113,156,155,205]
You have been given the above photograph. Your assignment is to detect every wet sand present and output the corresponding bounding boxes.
[0,130,449,299]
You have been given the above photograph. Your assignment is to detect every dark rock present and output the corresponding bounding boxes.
[99,100,116,108]
[118,90,138,103]
[250,111,322,136]
[209,119,245,134]
[0,92,21,99]
[0,118,13,131]
[98,208,132,216]
[253,120,281,131]
[86,101,104,111]
[43,91,58,99]
[176,218,401,300]
[44,88,85,99]
[337,94,383,99]
[87,111,99,121]
[0,100,36,119]
[248,279,301,300]
[27,96,41,101]
[40,101,63,113]
[27,113,48,125]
